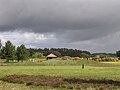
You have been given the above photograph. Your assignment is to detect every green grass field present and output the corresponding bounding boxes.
[0,65,120,80]
[0,59,120,90]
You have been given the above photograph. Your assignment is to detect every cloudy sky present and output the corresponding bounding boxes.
[0,0,120,53]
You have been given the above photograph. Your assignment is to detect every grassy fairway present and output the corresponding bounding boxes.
[0,60,120,90]
[0,66,119,80]
[0,60,120,80]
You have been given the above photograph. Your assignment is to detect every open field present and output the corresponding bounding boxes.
[0,65,120,80]
[0,60,120,90]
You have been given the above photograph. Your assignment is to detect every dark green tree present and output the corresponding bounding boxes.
[32,52,43,59]
[80,53,90,58]
[3,41,16,62]
[1,46,6,59]
[28,48,35,58]
[116,51,120,57]
[16,44,29,62]
[0,40,2,58]
[0,40,2,50]
[43,51,61,57]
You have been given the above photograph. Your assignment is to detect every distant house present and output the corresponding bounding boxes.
[46,53,57,60]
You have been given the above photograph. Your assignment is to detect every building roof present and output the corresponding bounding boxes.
[46,53,57,58]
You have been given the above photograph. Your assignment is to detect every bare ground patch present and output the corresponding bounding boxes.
[0,75,120,90]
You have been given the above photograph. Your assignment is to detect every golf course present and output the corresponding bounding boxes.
[0,59,120,90]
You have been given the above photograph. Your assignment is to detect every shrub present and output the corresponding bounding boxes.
[94,58,119,62]
[62,56,72,60]
[36,60,45,62]
[73,57,82,60]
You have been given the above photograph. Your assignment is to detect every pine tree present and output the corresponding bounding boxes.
[0,40,2,50]
[16,44,29,62]
[116,51,120,57]
[3,41,16,62]
[0,40,2,58]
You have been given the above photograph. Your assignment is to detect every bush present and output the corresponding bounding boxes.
[61,56,72,60]
[94,58,119,62]
[73,57,82,60]
[32,52,43,59]
[36,60,45,62]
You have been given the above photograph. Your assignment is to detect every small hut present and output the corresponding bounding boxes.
[46,53,57,60]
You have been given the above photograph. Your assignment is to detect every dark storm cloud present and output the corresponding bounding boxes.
[0,0,120,42]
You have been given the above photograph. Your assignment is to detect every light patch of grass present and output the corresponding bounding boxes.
[0,65,120,80]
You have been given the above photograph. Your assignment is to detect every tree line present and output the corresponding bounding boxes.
[29,48,91,58]
[0,40,119,63]
[0,40,91,62]
[0,41,29,62]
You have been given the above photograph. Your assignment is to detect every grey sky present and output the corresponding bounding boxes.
[0,0,120,53]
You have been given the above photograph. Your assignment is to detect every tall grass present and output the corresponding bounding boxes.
[0,81,67,90]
